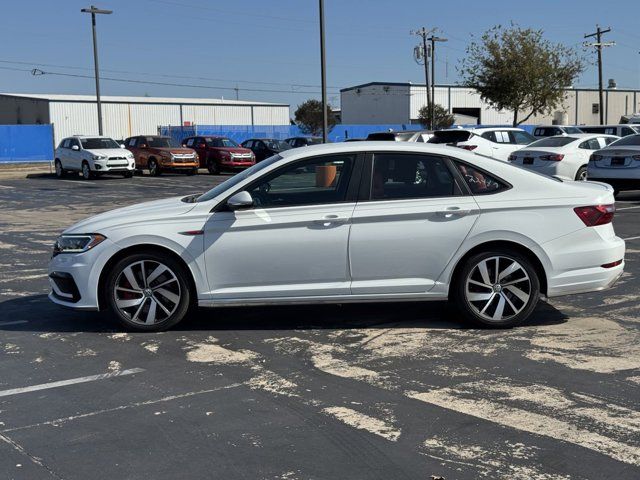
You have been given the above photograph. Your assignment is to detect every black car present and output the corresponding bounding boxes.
[284,136,323,148]
[240,138,291,162]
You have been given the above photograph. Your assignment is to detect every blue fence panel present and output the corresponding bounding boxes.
[0,124,54,163]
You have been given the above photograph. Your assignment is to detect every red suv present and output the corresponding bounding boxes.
[182,136,255,174]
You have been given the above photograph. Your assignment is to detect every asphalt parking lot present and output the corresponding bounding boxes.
[0,171,639,479]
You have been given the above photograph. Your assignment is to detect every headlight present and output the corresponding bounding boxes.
[92,154,107,160]
[53,234,106,255]
[126,153,134,159]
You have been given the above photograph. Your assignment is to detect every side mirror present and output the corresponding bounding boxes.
[197,143,206,149]
[120,144,125,149]
[226,191,254,210]
[71,145,79,151]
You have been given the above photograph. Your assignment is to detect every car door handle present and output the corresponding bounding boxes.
[435,207,471,218]
[313,215,349,225]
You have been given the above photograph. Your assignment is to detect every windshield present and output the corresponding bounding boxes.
[528,137,576,148]
[565,126,583,134]
[147,137,180,148]
[265,140,291,151]
[207,137,240,148]
[608,134,640,147]
[81,137,121,149]
[196,155,283,203]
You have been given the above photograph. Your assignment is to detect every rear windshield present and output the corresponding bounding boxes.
[207,138,240,148]
[367,132,397,141]
[428,130,473,144]
[528,137,576,147]
[608,134,640,147]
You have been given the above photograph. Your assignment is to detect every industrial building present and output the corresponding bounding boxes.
[0,93,290,144]
[341,82,640,126]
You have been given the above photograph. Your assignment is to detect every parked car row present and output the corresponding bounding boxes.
[54,134,319,180]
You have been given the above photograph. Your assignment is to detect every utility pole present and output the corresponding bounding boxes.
[81,5,112,136]
[427,34,447,129]
[584,26,614,125]
[234,84,239,100]
[411,27,435,128]
[318,0,328,143]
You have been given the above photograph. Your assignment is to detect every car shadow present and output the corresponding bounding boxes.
[0,294,568,334]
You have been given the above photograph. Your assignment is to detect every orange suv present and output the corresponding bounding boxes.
[124,136,199,176]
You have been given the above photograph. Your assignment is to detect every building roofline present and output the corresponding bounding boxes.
[340,82,640,94]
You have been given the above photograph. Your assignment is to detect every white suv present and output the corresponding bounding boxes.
[428,127,536,161]
[54,136,136,180]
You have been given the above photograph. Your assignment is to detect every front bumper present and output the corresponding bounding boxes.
[93,159,135,172]
[160,160,199,169]
[220,159,255,169]
[47,239,120,311]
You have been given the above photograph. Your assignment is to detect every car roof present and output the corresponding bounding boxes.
[580,124,636,128]
[439,127,526,133]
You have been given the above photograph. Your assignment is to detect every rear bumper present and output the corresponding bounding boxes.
[544,231,626,297]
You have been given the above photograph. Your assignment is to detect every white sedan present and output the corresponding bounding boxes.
[48,143,625,331]
[508,134,619,181]
[428,128,536,162]
[588,133,640,194]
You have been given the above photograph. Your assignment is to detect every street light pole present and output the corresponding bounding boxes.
[81,5,112,136]
[411,27,435,128]
[584,25,614,126]
[318,0,328,143]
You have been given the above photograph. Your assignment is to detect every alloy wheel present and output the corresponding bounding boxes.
[578,169,588,181]
[113,260,181,326]
[464,256,531,322]
[82,163,91,180]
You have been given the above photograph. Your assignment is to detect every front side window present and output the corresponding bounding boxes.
[371,154,457,200]
[247,155,355,208]
[621,127,634,137]
[69,138,81,149]
[603,137,618,145]
[454,161,507,194]
[185,138,195,147]
[61,139,70,148]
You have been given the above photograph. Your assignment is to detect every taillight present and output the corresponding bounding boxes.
[590,154,602,162]
[601,259,622,268]
[540,154,564,161]
[573,204,615,226]
[459,145,477,151]
[633,155,640,160]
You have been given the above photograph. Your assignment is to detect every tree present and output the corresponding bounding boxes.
[294,99,336,136]
[459,25,585,126]
[418,104,455,130]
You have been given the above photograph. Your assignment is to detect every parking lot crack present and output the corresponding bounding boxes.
[0,431,64,479]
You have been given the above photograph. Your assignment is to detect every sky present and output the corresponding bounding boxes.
[1,0,639,111]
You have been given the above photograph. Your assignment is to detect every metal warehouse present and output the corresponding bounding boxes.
[0,93,290,144]
[341,82,640,126]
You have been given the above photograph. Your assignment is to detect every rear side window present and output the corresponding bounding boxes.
[603,137,618,145]
[621,127,635,136]
[371,153,458,200]
[453,162,507,194]
[61,139,70,148]
[578,138,601,150]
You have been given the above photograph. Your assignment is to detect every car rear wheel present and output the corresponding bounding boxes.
[575,166,587,181]
[148,159,161,176]
[207,159,219,175]
[105,252,191,331]
[54,159,66,178]
[81,162,93,180]
[451,249,540,328]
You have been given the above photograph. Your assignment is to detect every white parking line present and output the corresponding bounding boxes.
[59,180,96,187]
[623,235,640,242]
[617,205,640,211]
[0,184,15,189]
[0,368,144,398]
[0,320,28,327]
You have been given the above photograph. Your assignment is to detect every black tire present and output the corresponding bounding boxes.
[613,189,620,197]
[575,166,587,181]
[122,171,134,178]
[105,251,192,331]
[207,158,219,175]
[54,159,66,178]
[148,158,161,176]
[81,161,93,180]
[450,248,540,328]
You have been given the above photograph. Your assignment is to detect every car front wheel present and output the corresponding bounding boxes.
[451,249,540,328]
[105,252,192,331]
[54,159,66,178]
[81,162,93,180]
[207,159,219,175]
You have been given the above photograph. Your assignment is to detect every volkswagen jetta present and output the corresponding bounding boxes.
[48,143,625,331]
